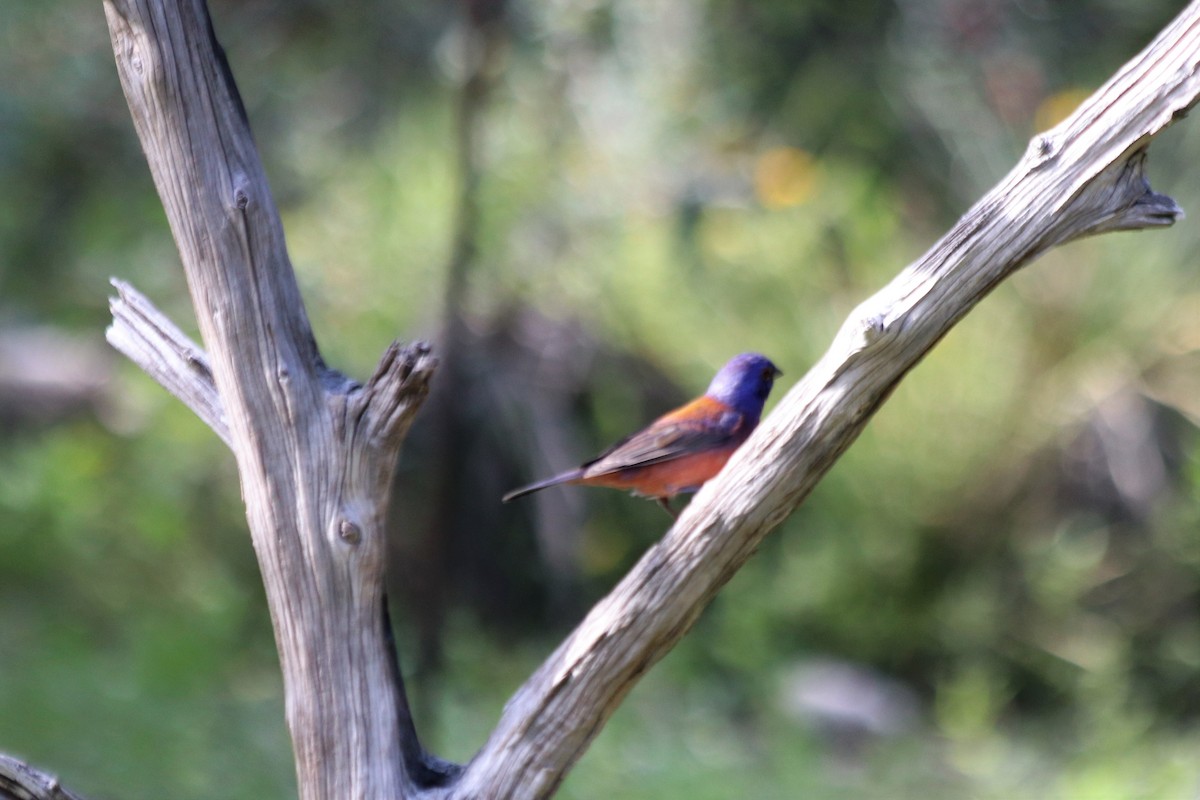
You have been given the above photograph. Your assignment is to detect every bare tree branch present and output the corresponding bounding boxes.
[93,0,1200,796]
[0,755,91,800]
[449,5,1200,797]
[106,278,230,447]
[103,0,441,796]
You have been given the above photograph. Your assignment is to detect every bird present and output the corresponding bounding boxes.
[503,352,782,516]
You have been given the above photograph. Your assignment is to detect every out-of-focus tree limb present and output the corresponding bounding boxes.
[0,755,91,800]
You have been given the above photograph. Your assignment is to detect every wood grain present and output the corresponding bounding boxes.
[103,0,440,796]
[95,0,1200,797]
[448,5,1199,798]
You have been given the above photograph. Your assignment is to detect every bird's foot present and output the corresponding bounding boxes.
[656,497,679,519]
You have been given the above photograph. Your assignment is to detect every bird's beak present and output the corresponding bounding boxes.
[773,367,783,378]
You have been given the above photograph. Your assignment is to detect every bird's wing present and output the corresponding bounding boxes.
[581,396,745,476]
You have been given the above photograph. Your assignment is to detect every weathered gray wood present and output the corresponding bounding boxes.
[96,0,1200,797]
[103,0,442,797]
[447,5,1200,798]
[106,278,230,446]
[0,755,91,800]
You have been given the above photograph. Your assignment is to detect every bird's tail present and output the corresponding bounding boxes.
[502,469,584,503]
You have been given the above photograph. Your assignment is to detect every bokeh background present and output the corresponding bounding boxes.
[4,0,1200,797]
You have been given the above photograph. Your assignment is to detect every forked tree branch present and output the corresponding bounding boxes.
[86,0,1200,798]
[104,0,442,796]
[446,5,1200,797]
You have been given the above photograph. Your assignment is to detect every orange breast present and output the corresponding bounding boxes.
[574,447,737,499]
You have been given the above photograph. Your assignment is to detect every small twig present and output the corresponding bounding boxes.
[106,278,231,447]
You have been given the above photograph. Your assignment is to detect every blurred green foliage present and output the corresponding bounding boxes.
[3,0,1200,798]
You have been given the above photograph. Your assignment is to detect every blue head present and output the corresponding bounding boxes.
[705,353,782,419]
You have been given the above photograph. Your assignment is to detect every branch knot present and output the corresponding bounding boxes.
[353,340,438,447]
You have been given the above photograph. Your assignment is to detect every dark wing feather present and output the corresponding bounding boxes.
[581,409,743,477]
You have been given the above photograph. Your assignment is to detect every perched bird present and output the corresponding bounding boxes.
[503,353,782,516]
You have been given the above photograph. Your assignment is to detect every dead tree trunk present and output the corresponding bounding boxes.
[13,0,1182,798]
[102,0,451,796]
